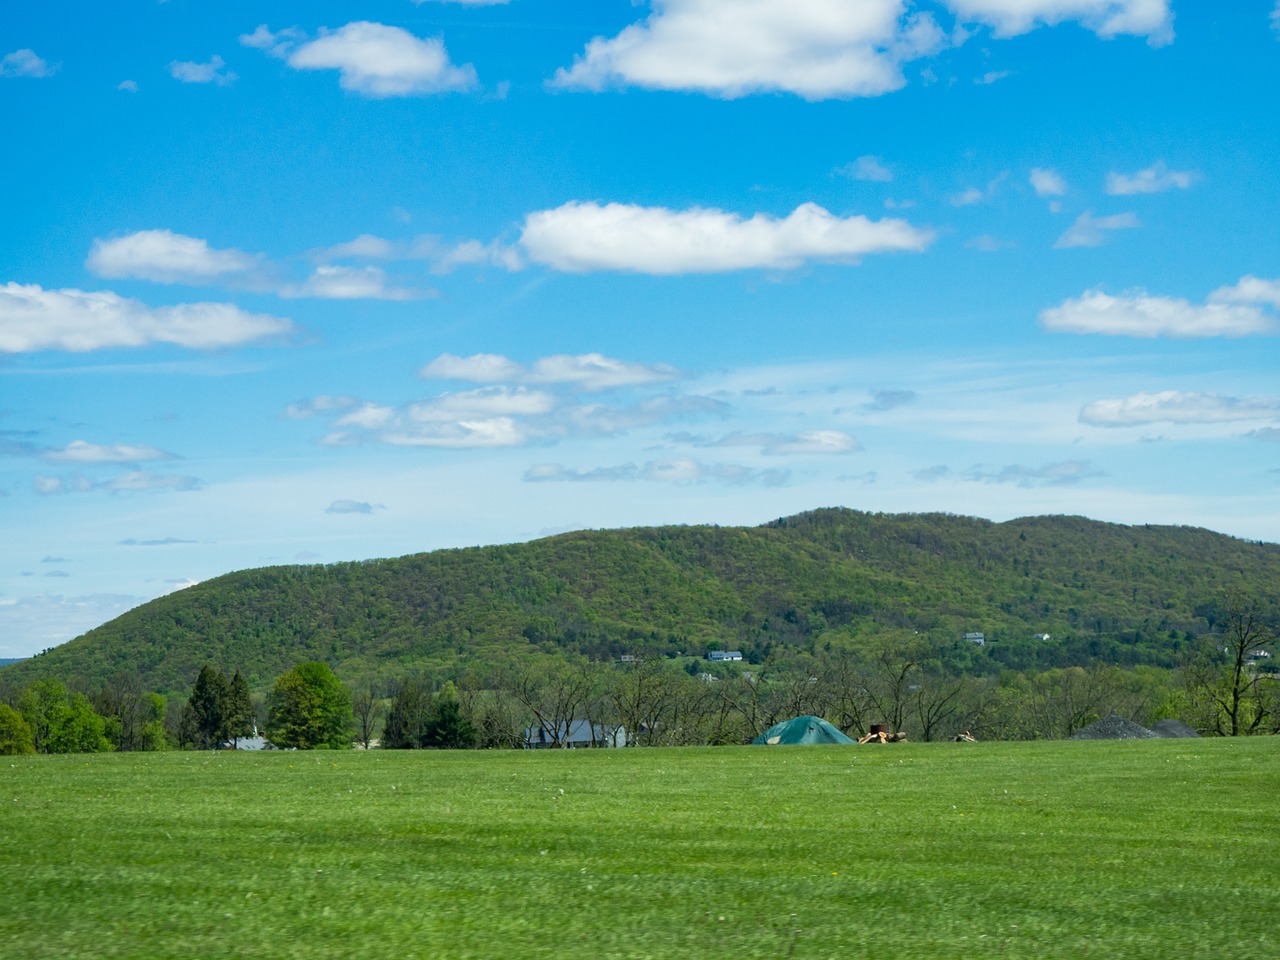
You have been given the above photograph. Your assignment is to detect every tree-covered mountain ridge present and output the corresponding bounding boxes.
[7,508,1279,694]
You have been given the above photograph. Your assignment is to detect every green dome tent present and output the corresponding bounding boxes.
[752,716,855,745]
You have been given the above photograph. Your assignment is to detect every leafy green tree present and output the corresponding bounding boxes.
[267,662,352,749]
[0,703,35,755]
[45,694,112,753]
[17,679,68,752]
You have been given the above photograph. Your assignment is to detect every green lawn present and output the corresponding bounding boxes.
[1,739,1276,959]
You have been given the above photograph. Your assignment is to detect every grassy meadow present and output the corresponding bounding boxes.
[1,739,1276,959]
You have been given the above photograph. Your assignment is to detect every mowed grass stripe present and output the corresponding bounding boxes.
[2,739,1276,959]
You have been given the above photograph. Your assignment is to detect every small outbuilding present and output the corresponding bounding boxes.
[752,716,855,745]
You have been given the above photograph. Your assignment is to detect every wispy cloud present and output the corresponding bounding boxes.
[169,55,237,86]
[836,156,893,182]
[1,48,58,78]
[524,459,790,487]
[946,0,1173,44]
[1053,210,1140,248]
[421,352,681,390]
[967,459,1102,487]
[1105,161,1197,195]
[1080,391,1280,427]
[325,499,382,515]
[1029,167,1066,197]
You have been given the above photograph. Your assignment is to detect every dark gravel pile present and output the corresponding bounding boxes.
[1150,718,1200,738]
[1069,716,1159,740]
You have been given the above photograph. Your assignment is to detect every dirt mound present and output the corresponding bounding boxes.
[1069,716,1158,740]
[1150,719,1200,738]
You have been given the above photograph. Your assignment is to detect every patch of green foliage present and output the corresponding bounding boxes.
[1,740,1276,959]
[5,510,1279,697]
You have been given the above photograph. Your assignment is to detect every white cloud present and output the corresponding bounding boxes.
[552,0,946,100]
[42,440,173,465]
[1029,167,1066,197]
[1053,210,1140,248]
[967,459,1101,486]
[674,429,859,455]
[318,234,396,261]
[1208,276,1280,310]
[117,80,138,93]
[426,239,524,274]
[950,187,986,207]
[525,458,789,487]
[1080,391,1280,427]
[421,352,526,383]
[1273,2,1280,36]
[169,55,237,86]
[975,69,1011,84]
[1105,161,1196,195]
[837,155,894,182]
[519,201,933,274]
[1,49,58,78]
[945,0,1173,43]
[285,22,477,97]
[529,354,682,390]
[281,265,424,301]
[1040,288,1275,337]
[407,386,558,421]
[421,352,682,390]
[0,593,145,659]
[239,25,306,58]
[0,282,294,353]
[87,230,258,284]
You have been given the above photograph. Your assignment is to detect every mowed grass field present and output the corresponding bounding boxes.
[1,739,1276,960]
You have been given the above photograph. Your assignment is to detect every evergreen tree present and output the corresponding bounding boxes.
[188,665,231,749]
[225,669,256,745]
[422,682,477,749]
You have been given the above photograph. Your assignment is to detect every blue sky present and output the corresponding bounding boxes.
[2,1,1278,658]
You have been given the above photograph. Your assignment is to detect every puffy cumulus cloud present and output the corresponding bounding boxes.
[1080,391,1280,427]
[967,459,1102,487]
[406,386,558,421]
[280,265,425,301]
[552,0,945,100]
[169,55,237,86]
[945,0,1173,43]
[1105,161,1196,195]
[1,48,58,78]
[284,22,477,97]
[1209,275,1280,310]
[836,156,894,182]
[0,282,293,353]
[420,352,681,391]
[1053,210,1140,248]
[1040,288,1276,338]
[524,458,789,487]
[520,201,933,274]
[671,429,859,455]
[41,440,174,465]
[87,230,258,284]
[1029,167,1066,197]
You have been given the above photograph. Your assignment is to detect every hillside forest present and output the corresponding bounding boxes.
[1,509,1277,752]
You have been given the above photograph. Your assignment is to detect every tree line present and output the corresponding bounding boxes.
[1,590,1273,755]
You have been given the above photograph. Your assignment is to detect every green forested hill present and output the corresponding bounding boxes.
[4,508,1278,694]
